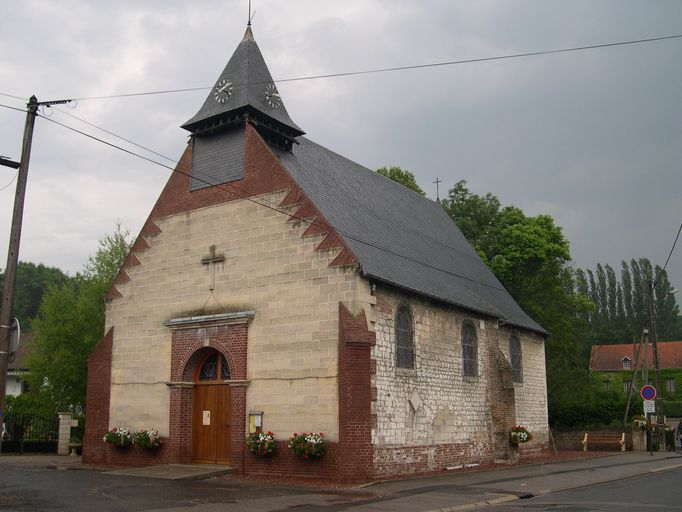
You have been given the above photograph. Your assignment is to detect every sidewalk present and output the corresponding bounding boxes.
[2,451,681,511]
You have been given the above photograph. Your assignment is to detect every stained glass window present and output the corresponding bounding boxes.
[462,322,477,377]
[198,352,230,381]
[395,305,414,369]
[509,334,523,383]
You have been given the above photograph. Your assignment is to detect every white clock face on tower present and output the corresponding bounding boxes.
[214,79,233,103]
[265,83,281,109]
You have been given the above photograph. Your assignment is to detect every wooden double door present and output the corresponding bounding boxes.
[192,352,232,464]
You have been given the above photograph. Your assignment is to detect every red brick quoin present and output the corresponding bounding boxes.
[83,326,175,466]
[83,327,113,465]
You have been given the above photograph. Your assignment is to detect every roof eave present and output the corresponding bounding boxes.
[363,273,548,336]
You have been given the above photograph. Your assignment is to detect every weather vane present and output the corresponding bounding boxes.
[433,176,443,202]
[248,0,256,26]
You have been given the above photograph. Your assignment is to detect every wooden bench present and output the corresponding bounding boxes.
[582,432,625,452]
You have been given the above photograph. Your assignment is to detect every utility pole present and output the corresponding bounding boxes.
[647,278,665,439]
[0,96,38,447]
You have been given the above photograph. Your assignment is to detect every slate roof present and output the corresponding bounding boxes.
[191,130,245,191]
[182,26,303,136]
[184,25,546,335]
[275,140,547,334]
[590,341,682,372]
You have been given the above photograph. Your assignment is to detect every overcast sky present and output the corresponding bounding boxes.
[1,0,681,291]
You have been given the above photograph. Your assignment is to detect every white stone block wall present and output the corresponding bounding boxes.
[106,190,366,441]
[372,286,548,452]
[498,327,549,444]
[372,287,493,450]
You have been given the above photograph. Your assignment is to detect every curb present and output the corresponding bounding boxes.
[423,494,518,512]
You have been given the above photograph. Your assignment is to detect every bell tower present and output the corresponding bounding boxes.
[181,25,304,190]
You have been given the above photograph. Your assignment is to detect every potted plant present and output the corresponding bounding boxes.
[509,425,532,446]
[133,428,162,449]
[632,415,647,430]
[103,427,132,448]
[246,431,277,456]
[288,432,325,459]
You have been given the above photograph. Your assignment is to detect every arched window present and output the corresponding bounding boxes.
[509,334,523,383]
[197,351,231,382]
[462,321,478,377]
[395,305,414,369]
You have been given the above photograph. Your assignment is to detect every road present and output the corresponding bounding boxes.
[1,452,682,511]
[493,465,682,511]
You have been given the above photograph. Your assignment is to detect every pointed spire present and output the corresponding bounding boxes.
[243,24,254,42]
[181,24,303,144]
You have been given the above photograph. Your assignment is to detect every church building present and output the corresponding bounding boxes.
[83,24,549,482]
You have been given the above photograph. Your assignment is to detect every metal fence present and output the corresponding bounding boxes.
[1,412,58,454]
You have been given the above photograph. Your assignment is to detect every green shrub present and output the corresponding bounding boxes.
[662,401,682,417]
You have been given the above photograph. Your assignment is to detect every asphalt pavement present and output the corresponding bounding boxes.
[1,451,681,511]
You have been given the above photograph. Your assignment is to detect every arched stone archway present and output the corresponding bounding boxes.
[165,312,253,466]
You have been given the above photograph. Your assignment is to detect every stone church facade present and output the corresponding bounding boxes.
[83,25,548,483]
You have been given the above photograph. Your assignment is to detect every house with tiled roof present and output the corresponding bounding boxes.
[83,24,548,482]
[590,342,682,402]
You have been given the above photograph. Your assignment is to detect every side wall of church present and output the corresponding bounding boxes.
[105,188,361,442]
[371,285,548,477]
[498,325,549,449]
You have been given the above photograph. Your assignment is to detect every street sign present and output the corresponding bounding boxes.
[641,385,656,401]
[644,400,656,414]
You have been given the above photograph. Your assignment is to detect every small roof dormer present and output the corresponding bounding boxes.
[182,25,304,150]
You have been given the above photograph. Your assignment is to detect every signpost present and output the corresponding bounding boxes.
[641,385,658,455]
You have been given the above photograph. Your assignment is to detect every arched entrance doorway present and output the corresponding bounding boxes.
[192,350,232,463]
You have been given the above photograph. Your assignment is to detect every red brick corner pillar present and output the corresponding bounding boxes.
[168,384,193,463]
[338,303,375,483]
[83,327,114,464]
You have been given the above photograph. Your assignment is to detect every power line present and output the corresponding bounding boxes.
[53,107,177,163]
[4,100,178,165]
[0,171,19,193]
[0,103,28,114]
[37,112,508,293]
[0,92,25,101]
[70,86,209,102]
[45,109,483,266]
[655,222,682,286]
[66,33,682,102]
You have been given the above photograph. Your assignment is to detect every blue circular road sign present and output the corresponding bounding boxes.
[641,385,656,401]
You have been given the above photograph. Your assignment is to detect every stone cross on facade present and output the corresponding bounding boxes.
[201,245,225,291]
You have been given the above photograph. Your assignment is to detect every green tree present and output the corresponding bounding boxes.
[631,259,646,332]
[0,262,69,329]
[577,258,681,345]
[621,261,633,330]
[441,180,500,247]
[376,166,426,196]
[653,265,681,341]
[440,180,591,423]
[26,225,131,413]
